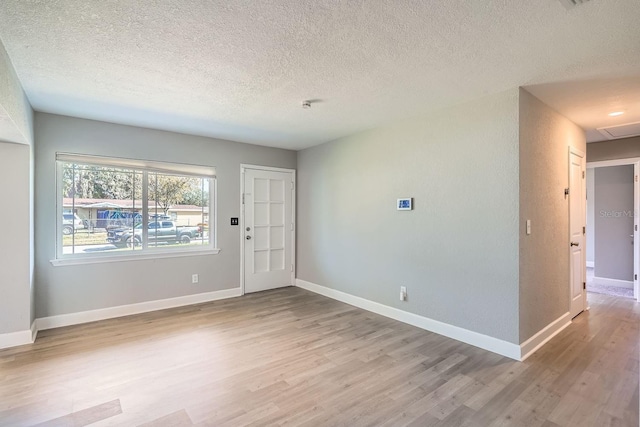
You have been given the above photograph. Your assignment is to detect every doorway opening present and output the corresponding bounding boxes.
[586,159,639,301]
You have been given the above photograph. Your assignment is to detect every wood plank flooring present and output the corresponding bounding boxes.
[0,288,637,426]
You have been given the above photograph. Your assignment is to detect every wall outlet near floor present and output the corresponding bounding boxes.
[192,274,199,284]
[400,286,407,301]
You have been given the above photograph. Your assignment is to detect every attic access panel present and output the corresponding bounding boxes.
[597,122,640,140]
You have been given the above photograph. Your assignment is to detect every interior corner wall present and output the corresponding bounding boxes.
[29,144,35,327]
[587,136,640,162]
[0,37,34,341]
[0,142,32,335]
[34,113,296,318]
[518,88,586,343]
[297,89,521,344]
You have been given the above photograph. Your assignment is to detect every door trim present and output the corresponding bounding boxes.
[569,146,587,317]
[240,164,296,295]
[587,158,640,302]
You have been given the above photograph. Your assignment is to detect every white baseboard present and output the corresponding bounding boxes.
[36,287,242,331]
[593,276,634,289]
[519,312,571,361]
[0,320,39,350]
[0,328,34,350]
[296,279,522,360]
[586,261,594,268]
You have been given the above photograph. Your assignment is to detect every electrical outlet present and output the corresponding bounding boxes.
[400,286,407,301]
[192,274,199,284]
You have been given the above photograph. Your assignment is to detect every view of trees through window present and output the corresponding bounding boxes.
[61,161,212,256]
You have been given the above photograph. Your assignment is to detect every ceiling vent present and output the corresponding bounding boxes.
[558,0,591,9]
[597,121,640,140]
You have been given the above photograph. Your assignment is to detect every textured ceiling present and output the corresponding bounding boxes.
[0,0,639,150]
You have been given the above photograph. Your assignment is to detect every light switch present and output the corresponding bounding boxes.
[526,220,531,235]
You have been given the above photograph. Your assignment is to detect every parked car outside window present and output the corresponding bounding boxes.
[62,213,85,235]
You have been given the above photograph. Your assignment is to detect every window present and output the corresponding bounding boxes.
[55,153,217,264]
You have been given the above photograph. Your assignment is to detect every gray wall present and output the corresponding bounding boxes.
[297,89,521,343]
[594,165,634,281]
[518,89,586,342]
[587,135,640,274]
[0,142,32,334]
[34,113,296,318]
[586,168,594,265]
[0,37,34,337]
[587,136,640,162]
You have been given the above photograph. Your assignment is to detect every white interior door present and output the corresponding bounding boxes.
[243,167,295,293]
[569,148,586,318]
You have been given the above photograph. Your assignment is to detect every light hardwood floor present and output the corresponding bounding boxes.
[0,288,637,426]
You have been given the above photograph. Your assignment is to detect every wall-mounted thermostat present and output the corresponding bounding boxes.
[397,198,412,210]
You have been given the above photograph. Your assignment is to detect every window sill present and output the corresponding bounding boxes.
[50,248,221,266]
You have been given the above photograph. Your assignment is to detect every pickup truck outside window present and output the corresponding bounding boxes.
[55,153,216,263]
[107,221,202,248]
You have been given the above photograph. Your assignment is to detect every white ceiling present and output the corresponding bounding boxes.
[0,0,638,150]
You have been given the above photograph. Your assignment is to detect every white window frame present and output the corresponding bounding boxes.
[51,153,219,266]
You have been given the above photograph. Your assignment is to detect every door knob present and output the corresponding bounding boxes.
[246,235,252,240]
[570,242,579,247]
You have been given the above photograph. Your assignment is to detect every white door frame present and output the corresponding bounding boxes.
[240,164,296,295]
[586,157,640,302]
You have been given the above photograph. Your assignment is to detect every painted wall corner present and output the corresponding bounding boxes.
[518,88,586,342]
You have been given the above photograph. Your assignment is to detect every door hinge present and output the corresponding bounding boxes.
[636,175,638,183]
[291,181,295,191]
[635,274,638,281]
[582,171,585,179]
[582,226,585,235]
[242,193,245,205]
[583,282,586,290]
